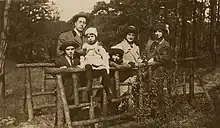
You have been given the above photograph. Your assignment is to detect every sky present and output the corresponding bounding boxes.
[52,0,110,21]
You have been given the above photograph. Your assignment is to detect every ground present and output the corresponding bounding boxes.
[0,59,220,128]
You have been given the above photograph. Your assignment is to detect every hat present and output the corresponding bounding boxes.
[124,25,137,35]
[85,27,98,37]
[110,46,124,56]
[70,12,90,25]
[59,41,80,51]
[153,23,168,33]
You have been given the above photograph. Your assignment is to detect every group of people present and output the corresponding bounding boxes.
[55,12,171,106]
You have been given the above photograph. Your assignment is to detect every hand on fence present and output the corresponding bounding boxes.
[128,62,135,68]
[148,58,154,63]
[60,66,67,68]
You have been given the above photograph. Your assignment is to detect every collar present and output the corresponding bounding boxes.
[123,39,135,48]
[159,38,164,45]
[155,38,165,45]
[65,55,73,66]
[74,28,82,37]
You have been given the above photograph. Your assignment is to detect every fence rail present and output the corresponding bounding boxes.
[14,59,210,127]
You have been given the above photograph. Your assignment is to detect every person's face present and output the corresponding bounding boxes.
[74,17,87,32]
[154,29,163,39]
[87,33,97,45]
[112,54,123,64]
[126,33,136,43]
[112,54,120,62]
[65,46,75,58]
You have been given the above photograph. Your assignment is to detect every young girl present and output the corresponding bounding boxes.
[79,27,109,72]
[79,27,112,100]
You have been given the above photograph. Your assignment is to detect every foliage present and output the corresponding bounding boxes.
[90,0,218,61]
[0,0,217,63]
[133,66,215,127]
[4,0,67,62]
[20,0,60,22]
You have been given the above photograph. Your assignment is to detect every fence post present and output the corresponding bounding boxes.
[56,74,72,128]
[41,67,46,92]
[114,70,120,97]
[72,74,79,105]
[55,73,64,128]
[183,72,186,97]
[138,65,144,109]
[26,67,34,121]
[189,61,195,101]
[0,65,5,98]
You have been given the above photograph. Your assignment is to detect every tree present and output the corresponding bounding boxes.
[0,0,11,98]
[7,0,63,62]
[91,0,218,63]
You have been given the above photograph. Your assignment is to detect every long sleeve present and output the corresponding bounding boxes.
[155,45,170,63]
[99,47,110,73]
[57,35,64,56]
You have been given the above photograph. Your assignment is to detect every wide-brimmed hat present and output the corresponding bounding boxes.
[59,40,80,51]
[152,23,168,33]
[69,12,90,25]
[110,46,124,56]
[124,25,137,35]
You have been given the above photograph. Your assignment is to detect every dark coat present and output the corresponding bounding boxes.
[55,54,80,68]
[54,54,80,104]
[57,30,87,56]
[148,39,172,68]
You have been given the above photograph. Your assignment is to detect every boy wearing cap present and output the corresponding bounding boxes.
[57,12,89,56]
[109,46,124,67]
[79,27,112,100]
[55,40,80,104]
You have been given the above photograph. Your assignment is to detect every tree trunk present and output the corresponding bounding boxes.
[210,0,217,65]
[175,0,181,59]
[0,0,11,98]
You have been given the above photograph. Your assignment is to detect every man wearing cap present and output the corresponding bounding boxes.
[147,23,171,66]
[57,12,89,56]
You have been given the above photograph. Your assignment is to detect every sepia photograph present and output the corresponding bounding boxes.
[0,0,220,127]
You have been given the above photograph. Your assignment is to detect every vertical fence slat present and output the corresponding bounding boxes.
[114,70,120,97]
[56,75,64,128]
[26,67,34,121]
[183,72,186,97]
[56,74,72,128]
[189,61,195,101]
[41,67,46,92]
[138,66,144,109]
[72,74,79,105]
[0,65,5,98]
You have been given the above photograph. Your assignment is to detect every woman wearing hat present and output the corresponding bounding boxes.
[113,25,143,67]
[147,23,171,66]
[57,12,90,56]
[111,25,142,100]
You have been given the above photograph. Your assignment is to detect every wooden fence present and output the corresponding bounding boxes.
[14,58,211,127]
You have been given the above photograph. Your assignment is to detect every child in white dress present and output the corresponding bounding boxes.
[79,27,112,100]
